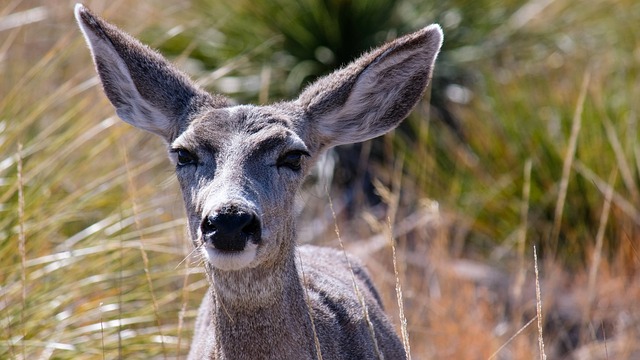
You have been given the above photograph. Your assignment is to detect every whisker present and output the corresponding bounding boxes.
[175,243,204,270]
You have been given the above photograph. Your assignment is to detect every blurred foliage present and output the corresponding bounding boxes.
[151,0,401,99]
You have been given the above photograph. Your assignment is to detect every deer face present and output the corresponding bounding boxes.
[171,105,312,271]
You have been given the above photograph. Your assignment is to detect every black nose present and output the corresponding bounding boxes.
[201,207,261,251]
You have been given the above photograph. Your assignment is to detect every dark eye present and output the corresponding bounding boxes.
[277,151,309,171]
[173,148,197,167]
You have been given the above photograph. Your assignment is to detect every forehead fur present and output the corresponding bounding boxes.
[174,105,306,151]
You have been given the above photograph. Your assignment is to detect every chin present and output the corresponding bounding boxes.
[202,242,258,271]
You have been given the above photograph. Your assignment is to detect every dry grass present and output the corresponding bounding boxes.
[2,0,640,359]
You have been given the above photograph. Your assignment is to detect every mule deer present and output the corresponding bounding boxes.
[75,4,442,359]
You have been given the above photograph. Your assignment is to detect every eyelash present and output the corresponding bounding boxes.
[171,148,198,167]
[276,150,309,171]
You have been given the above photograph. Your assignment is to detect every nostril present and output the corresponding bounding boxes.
[201,216,216,234]
[241,215,260,236]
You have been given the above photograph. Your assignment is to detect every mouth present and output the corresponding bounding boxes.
[201,241,258,271]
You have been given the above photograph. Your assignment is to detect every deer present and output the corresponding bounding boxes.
[74,4,442,359]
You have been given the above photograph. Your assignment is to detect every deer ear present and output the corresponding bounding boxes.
[297,25,443,149]
[74,4,224,141]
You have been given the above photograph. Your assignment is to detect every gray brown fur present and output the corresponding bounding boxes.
[75,4,442,359]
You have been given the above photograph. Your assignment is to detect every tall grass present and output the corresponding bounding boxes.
[1,2,204,358]
[1,0,639,359]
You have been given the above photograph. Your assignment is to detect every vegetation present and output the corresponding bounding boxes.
[1,0,639,358]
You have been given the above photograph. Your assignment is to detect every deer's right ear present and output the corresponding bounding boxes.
[74,4,222,141]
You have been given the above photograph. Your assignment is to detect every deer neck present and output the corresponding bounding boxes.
[206,233,318,358]
[208,248,301,309]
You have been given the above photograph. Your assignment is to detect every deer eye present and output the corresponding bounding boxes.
[172,148,197,167]
[277,150,309,171]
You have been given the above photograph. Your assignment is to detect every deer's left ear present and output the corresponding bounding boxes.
[296,25,443,149]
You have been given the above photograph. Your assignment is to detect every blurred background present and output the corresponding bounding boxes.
[1,0,639,358]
